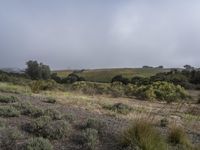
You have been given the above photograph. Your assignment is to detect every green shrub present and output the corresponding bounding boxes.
[168,126,191,147]
[44,109,62,120]
[24,137,53,150]
[14,102,44,118]
[0,95,18,103]
[45,97,56,104]
[0,106,20,117]
[62,113,75,122]
[24,116,69,139]
[42,120,70,139]
[104,103,132,114]
[24,116,52,135]
[136,81,188,102]
[81,128,99,150]
[120,119,167,150]
[71,81,112,95]
[109,82,125,97]
[85,118,104,132]
[0,128,22,150]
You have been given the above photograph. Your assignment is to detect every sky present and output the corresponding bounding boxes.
[0,0,200,70]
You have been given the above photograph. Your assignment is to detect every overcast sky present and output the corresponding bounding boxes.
[0,0,200,70]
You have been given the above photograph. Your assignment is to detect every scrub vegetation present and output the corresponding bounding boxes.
[0,60,199,150]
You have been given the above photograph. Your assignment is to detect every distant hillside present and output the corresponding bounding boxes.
[0,68,24,74]
[54,68,171,83]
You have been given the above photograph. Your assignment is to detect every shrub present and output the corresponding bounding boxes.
[71,81,110,95]
[111,75,130,85]
[61,73,85,84]
[24,137,53,150]
[30,80,58,93]
[62,113,75,122]
[110,82,125,97]
[14,102,44,118]
[45,97,56,104]
[24,116,52,135]
[136,81,188,102]
[42,120,70,139]
[120,119,167,150]
[44,109,62,120]
[85,118,104,132]
[104,103,132,115]
[81,128,99,150]
[0,106,20,117]
[0,128,22,150]
[168,126,191,147]
[0,95,18,103]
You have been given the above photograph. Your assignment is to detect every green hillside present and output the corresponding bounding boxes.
[54,68,170,83]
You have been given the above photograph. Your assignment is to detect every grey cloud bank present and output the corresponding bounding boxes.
[0,0,199,70]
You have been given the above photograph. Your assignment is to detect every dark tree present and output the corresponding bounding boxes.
[111,75,130,85]
[25,60,51,80]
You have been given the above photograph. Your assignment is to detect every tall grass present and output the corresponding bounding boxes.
[120,118,168,150]
[0,82,31,94]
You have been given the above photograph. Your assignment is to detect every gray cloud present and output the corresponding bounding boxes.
[0,0,199,69]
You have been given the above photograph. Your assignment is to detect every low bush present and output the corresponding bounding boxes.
[168,126,191,147]
[62,113,75,122]
[85,118,104,132]
[120,119,167,150]
[0,128,22,150]
[136,81,188,102]
[71,81,110,95]
[0,95,18,103]
[104,103,132,115]
[42,120,70,139]
[30,80,60,93]
[81,128,99,150]
[24,116,52,135]
[24,116,69,139]
[24,137,53,150]
[44,109,62,120]
[14,102,44,118]
[0,106,20,117]
[45,97,56,104]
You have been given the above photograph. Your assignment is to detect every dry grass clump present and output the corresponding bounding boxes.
[120,118,167,150]
[168,126,191,147]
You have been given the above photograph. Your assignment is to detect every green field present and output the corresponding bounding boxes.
[54,68,171,83]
